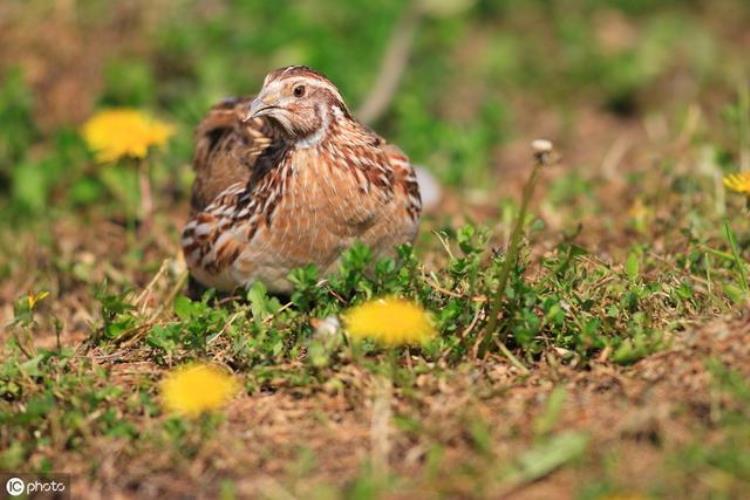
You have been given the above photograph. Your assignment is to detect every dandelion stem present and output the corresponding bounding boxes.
[350,338,363,365]
[739,82,750,172]
[723,220,749,292]
[370,372,392,478]
[138,158,153,235]
[479,141,555,359]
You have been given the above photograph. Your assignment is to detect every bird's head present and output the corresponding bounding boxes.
[246,66,350,146]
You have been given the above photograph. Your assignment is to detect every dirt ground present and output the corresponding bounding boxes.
[48,312,743,498]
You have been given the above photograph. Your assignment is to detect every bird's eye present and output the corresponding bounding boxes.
[293,85,306,97]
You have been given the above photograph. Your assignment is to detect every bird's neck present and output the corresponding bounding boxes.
[293,104,347,150]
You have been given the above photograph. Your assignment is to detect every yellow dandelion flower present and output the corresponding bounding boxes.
[627,197,651,232]
[627,197,648,220]
[161,363,238,417]
[82,108,174,163]
[342,296,437,346]
[26,290,49,310]
[723,172,750,195]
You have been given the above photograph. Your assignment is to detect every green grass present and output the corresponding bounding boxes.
[1,0,750,497]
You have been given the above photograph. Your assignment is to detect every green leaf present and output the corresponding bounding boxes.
[12,161,48,212]
[533,387,567,437]
[625,251,640,281]
[173,295,194,320]
[247,281,280,319]
[504,432,589,486]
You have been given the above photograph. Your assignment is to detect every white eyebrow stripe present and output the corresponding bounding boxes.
[293,77,344,102]
[262,75,345,105]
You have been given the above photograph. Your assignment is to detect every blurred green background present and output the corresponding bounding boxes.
[0,0,748,218]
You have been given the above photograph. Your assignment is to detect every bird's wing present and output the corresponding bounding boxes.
[382,143,422,223]
[328,119,422,224]
[190,96,276,212]
[183,137,293,282]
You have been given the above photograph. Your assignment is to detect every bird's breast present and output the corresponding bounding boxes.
[283,148,385,226]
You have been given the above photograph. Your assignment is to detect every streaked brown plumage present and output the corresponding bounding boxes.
[182,66,421,293]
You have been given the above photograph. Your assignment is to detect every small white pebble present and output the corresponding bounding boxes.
[313,315,341,338]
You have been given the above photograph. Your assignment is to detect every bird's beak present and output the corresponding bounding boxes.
[244,95,277,121]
